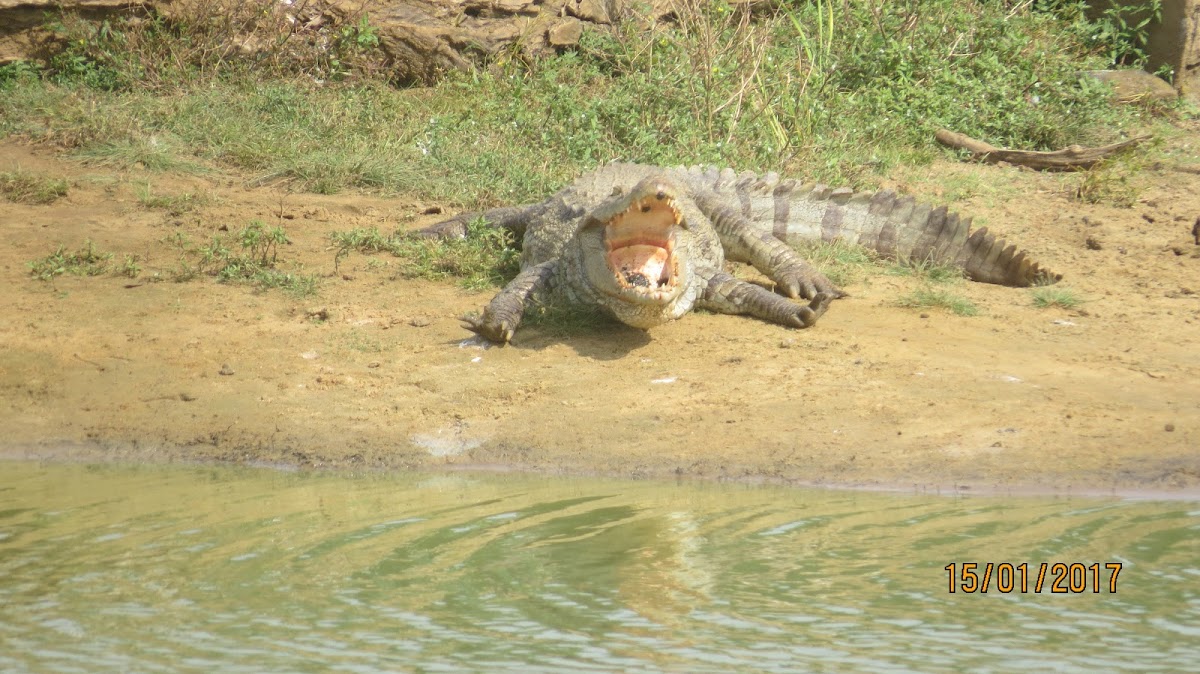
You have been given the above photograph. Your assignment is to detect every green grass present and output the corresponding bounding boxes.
[0,1,1162,206]
[1,170,70,204]
[136,183,209,215]
[28,241,113,280]
[897,287,980,317]
[331,219,520,291]
[1031,285,1083,309]
[75,136,209,173]
[790,240,879,288]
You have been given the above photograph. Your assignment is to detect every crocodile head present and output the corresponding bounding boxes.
[574,175,703,328]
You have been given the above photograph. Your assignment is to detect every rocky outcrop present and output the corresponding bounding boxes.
[0,0,641,82]
[0,1,143,64]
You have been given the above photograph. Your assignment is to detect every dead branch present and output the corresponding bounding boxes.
[934,129,1150,171]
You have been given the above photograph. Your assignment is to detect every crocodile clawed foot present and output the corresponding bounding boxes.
[778,269,845,301]
[461,313,515,345]
[792,292,833,328]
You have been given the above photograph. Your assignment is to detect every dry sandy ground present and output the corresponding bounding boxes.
[2,133,1198,495]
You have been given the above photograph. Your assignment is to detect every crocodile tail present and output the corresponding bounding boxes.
[679,165,1061,287]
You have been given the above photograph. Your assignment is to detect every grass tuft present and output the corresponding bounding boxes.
[136,183,210,215]
[897,287,979,317]
[331,218,520,291]
[1031,285,1082,309]
[790,240,878,288]
[1,170,70,204]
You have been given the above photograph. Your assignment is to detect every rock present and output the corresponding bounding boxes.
[1082,69,1178,103]
[547,18,583,47]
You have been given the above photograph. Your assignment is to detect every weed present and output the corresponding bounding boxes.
[897,287,979,317]
[136,184,209,215]
[331,218,520,291]
[28,241,112,280]
[119,254,142,278]
[1,170,70,204]
[237,220,289,267]
[0,61,39,90]
[166,220,316,295]
[1031,285,1082,309]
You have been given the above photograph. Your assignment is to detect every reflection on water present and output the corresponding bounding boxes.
[0,462,1197,673]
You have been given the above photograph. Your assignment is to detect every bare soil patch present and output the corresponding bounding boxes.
[2,137,1198,494]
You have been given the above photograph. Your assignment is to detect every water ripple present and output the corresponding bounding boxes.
[0,462,1197,673]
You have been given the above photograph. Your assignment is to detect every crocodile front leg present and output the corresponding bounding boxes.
[700,271,832,328]
[463,261,558,344]
[693,192,845,300]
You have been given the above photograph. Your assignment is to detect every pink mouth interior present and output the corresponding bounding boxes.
[603,199,678,290]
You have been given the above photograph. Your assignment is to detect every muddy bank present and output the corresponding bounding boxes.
[2,139,1199,494]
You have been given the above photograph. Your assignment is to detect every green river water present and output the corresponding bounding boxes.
[0,462,1197,673]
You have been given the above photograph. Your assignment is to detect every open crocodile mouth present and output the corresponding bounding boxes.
[602,193,681,301]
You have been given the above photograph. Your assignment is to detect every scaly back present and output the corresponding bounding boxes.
[674,165,1060,287]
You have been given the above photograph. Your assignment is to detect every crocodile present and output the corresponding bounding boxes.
[421,163,1060,343]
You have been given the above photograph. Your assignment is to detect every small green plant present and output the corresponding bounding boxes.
[1,170,70,204]
[28,241,113,280]
[119,254,142,278]
[1046,0,1166,67]
[137,184,209,215]
[1031,285,1082,309]
[0,60,39,90]
[166,221,315,295]
[237,220,289,266]
[331,218,520,291]
[897,287,979,317]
